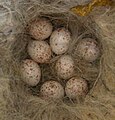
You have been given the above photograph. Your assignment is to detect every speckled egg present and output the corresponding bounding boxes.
[50,28,71,55]
[65,77,88,99]
[76,38,100,62]
[29,18,53,40]
[20,59,41,86]
[27,40,52,63]
[40,81,64,100]
[55,55,75,79]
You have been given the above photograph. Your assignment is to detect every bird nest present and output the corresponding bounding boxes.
[0,0,115,120]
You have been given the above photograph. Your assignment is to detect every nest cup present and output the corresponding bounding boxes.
[0,0,115,120]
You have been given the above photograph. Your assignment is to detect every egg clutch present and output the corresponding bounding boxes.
[20,17,100,101]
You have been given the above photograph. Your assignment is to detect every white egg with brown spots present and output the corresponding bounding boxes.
[50,28,71,55]
[76,38,100,62]
[27,40,52,63]
[40,81,64,100]
[20,59,41,86]
[29,18,53,40]
[65,77,88,99]
[55,55,75,79]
